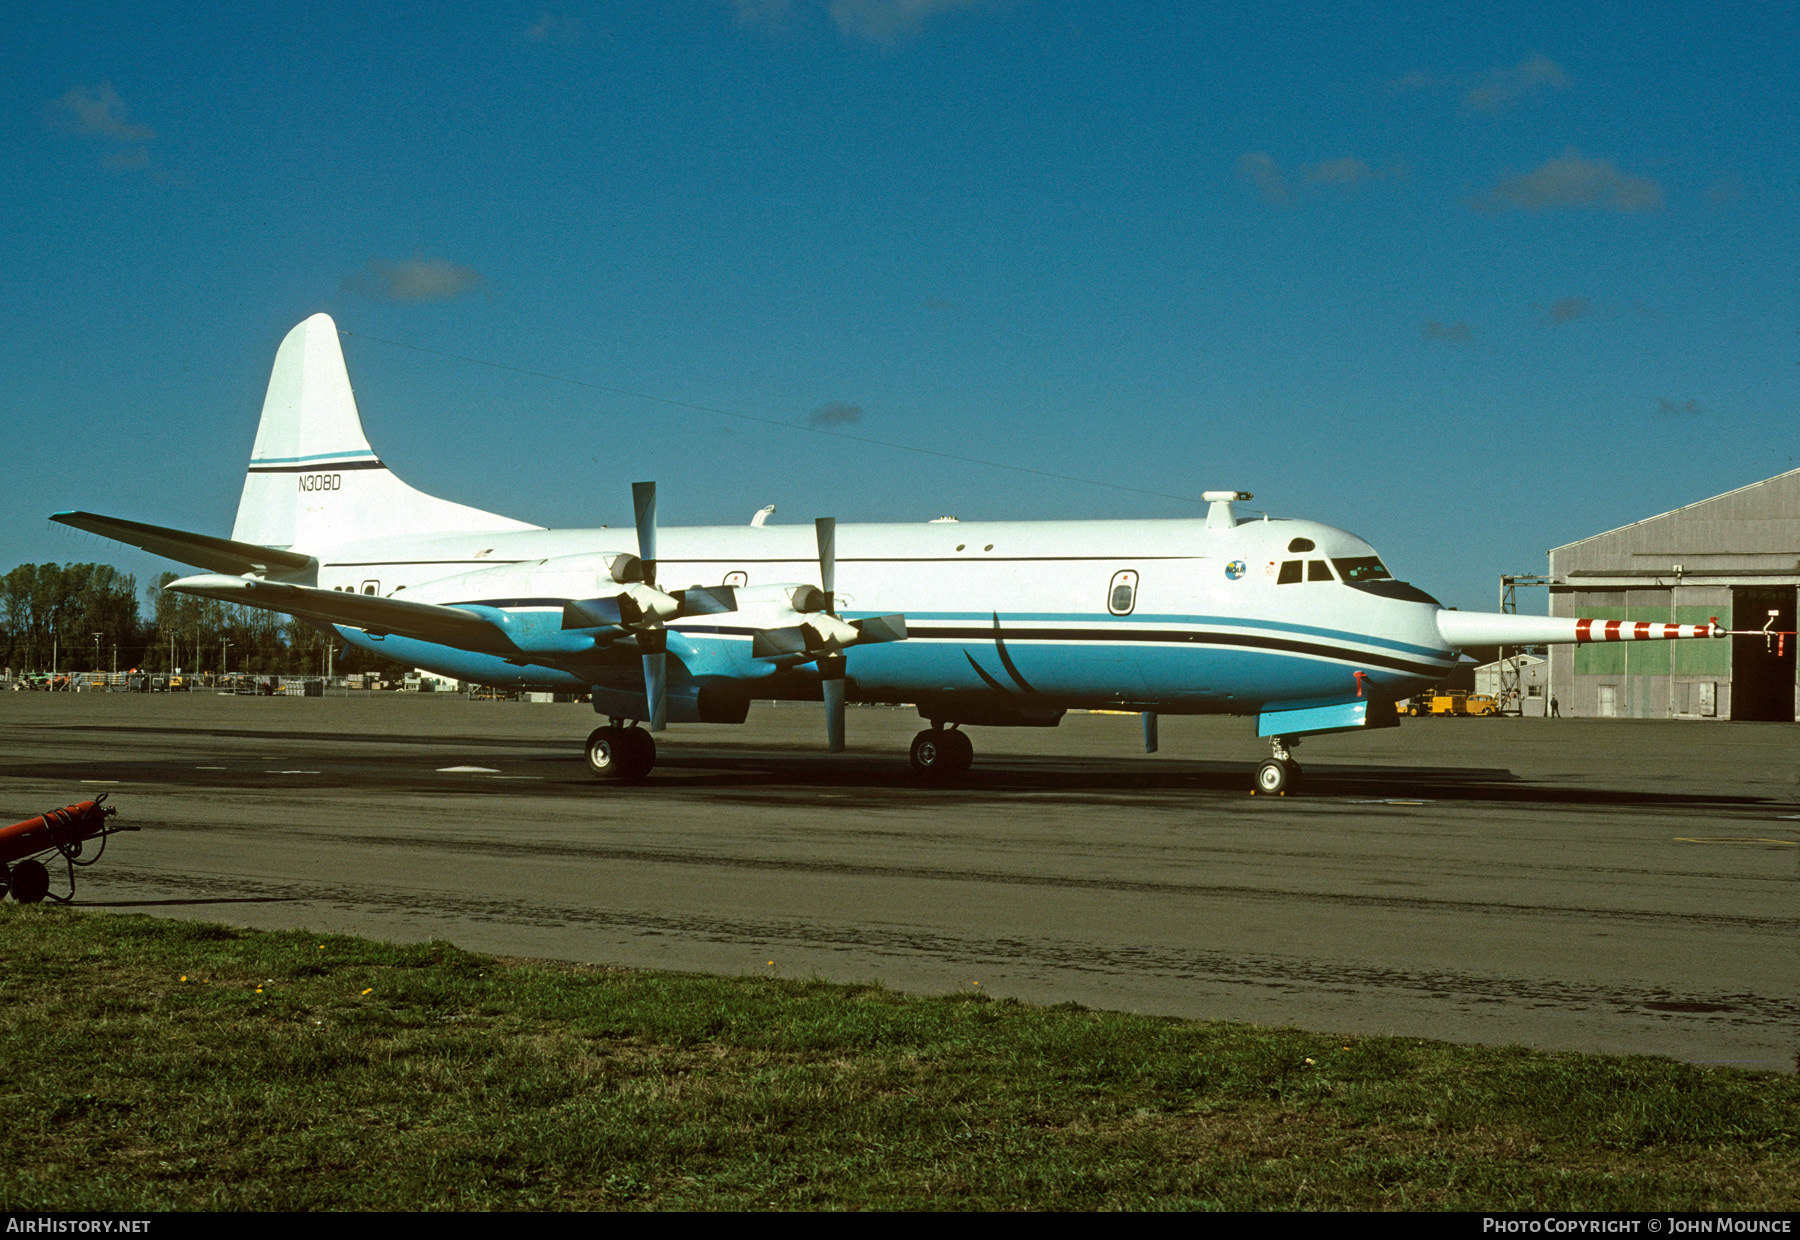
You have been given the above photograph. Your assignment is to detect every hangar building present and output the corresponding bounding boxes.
[1547,468,1800,721]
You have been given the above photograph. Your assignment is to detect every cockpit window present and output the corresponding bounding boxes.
[1287,537,1315,553]
[1307,559,1334,582]
[1332,557,1393,583]
[1276,560,1303,585]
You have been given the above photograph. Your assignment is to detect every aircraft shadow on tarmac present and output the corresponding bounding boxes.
[6,750,1774,810]
[636,752,1777,809]
[72,897,299,908]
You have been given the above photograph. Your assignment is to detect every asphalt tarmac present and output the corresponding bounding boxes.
[3,693,1796,1071]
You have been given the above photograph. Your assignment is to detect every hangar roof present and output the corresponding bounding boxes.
[1551,467,1800,575]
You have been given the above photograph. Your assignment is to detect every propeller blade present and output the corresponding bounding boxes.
[850,614,907,644]
[752,626,809,659]
[674,584,737,616]
[563,596,627,629]
[640,630,667,732]
[819,653,847,753]
[632,481,658,588]
[815,517,836,612]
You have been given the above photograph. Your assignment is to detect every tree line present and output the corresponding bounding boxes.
[1,562,395,676]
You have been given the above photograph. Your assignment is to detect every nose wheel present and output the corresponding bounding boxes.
[1254,759,1303,795]
[910,727,973,781]
[586,724,656,782]
[1253,735,1303,795]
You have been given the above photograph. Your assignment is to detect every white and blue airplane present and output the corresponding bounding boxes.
[54,315,1723,793]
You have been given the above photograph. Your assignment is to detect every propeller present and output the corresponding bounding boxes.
[817,518,846,753]
[554,483,749,732]
[633,482,666,732]
[761,517,905,754]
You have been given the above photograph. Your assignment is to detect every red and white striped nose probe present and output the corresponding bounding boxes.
[1572,619,1720,642]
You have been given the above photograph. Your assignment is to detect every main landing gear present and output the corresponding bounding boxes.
[1254,735,1303,796]
[585,723,656,782]
[909,725,973,782]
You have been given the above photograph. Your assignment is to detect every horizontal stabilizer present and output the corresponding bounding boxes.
[165,574,513,653]
[53,512,315,578]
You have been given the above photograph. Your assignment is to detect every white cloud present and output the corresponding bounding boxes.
[1478,148,1662,212]
[1464,53,1570,112]
[1423,320,1474,345]
[45,82,156,143]
[1384,69,1446,95]
[729,0,796,29]
[726,0,986,43]
[342,256,487,302]
[523,12,583,43]
[1307,156,1378,186]
[1235,152,1289,205]
[808,401,862,426]
[1547,296,1590,324]
[827,0,983,44]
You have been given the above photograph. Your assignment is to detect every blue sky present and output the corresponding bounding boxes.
[3,1,1795,610]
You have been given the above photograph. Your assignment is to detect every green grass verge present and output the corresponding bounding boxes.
[0,905,1795,1211]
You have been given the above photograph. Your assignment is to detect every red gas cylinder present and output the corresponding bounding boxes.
[0,800,113,866]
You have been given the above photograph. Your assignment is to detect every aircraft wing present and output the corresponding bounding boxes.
[164,573,515,653]
[53,511,316,578]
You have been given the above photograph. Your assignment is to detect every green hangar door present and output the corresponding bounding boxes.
[1730,586,1797,722]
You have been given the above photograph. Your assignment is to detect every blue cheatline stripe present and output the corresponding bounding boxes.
[248,450,379,465]
[888,610,1448,659]
[663,621,1448,677]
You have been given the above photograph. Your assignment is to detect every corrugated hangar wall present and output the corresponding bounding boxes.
[1547,468,1800,721]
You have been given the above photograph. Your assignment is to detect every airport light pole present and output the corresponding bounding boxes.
[93,633,102,674]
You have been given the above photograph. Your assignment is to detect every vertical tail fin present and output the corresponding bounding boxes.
[230,314,538,550]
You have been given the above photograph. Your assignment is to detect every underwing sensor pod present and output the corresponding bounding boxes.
[53,314,1728,793]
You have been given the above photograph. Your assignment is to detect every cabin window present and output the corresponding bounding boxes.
[1108,570,1139,615]
[1287,537,1315,552]
[1307,560,1334,582]
[1276,560,1303,585]
[361,580,380,596]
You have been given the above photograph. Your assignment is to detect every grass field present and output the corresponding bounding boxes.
[0,904,1794,1211]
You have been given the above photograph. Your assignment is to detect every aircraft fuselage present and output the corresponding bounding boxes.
[320,513,1453,718]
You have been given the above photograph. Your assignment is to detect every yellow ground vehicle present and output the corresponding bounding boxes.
[1404,691,1499,717]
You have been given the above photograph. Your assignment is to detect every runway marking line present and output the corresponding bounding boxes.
[437,766,502,773]
[80,780,120,784]
[1344,799,1432,806]
[1673,837,1799,847]
[266,770,321,775]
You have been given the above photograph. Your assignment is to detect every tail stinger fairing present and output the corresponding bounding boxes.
[56,314,1731,792]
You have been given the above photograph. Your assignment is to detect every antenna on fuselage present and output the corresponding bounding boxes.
[1203,490,1253,530]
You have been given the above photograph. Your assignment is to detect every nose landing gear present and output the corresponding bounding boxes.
[1253,735,1303,795]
